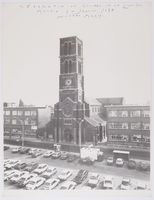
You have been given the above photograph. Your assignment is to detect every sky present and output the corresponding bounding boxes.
[2,2,151,107]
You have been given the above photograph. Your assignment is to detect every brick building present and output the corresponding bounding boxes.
[105,105,150,148]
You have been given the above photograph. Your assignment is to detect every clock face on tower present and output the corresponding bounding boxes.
[65,79,72,86]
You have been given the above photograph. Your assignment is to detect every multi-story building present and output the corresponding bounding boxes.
[4,104,53,137]
[105,105,150,148]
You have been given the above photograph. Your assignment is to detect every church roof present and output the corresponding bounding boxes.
[85,98,101,106]
[85,115,106,127]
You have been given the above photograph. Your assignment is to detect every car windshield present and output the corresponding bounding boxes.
[90,176,97,180]
[122,180,129,186]
[20,178,26,181]
[13,174,19,178]
[29,181,35,185]
[60,186,67,190]
[44,182,51,186]
[38,166,44,169]
[105,180,112,184]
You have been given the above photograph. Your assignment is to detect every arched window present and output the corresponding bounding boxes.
[68,42,71,55]
[69,60,72,73]
[64,60,68,73]
[64,42,68,55]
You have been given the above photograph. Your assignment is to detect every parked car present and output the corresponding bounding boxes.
[135,182,148,190]
[31,150,42,158]
[17,173,37,188]
[11,147,22,153]
[127,159,136,169]
[39,178,60,190]
[58,169,72,181]
[33,164,48,175]
[60,152,68,160]
[79,157,94,165]
[115,158,124,167]
[24,162,39,172]
[14,162,27,170]
[5,160,20,170]
[67,155,77,162]
[28,148,37,155]
[43,151,54,158]
[52,151,61,159]
[73,169,88,185]
[87,173,99,187]
[137,162,150,171]
[99,176,114,190]
[4,170,18,182]
[120,178,131,190]
[26,177,46,190]
[106,157,114,166]
[19,147,30,154]
[41,167,57,179]
[60,181,76,190]
[9,171,29,184]
[4,146,10,151]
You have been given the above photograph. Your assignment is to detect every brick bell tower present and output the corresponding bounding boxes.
[54,36,86,145]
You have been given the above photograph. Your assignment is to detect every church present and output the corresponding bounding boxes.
[53,36,106,149]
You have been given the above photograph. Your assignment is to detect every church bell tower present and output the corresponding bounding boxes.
[54,36,86,145]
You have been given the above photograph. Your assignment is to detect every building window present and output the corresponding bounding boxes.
[131,135,141,142]
[24,118,30,125]
[108,123,128,129]
[143,123,150,130]
[18,111,23,116]
[64,119,72,125]
[12,110,17,116]
[64,60,69,73]
[31,111,37,116]
[109,135,128,142]
[31,120,36,125]
[68,42,71,54]
[130,110,140,117]
[5,110,10,115]
[108,111,117,117]
[68,60,72,73]
[118,111,128,117]
[12,119,17,125]
[143,136,150,143]
[64,42,68,55]
[25,111,30,116]
[5,118,10,124]
[131,123,141,130]
[78,44,81,56]
[142,110,150,117]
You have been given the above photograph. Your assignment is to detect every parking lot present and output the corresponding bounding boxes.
[4,145,150,190]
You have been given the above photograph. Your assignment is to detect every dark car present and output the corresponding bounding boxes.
[31,150,42,158]
[73,169,88,184]
[24,162,38,172]
[60,152,68,160]
[79,158,94,165]
[67,155,77,162]
[14,162,27,170]
[127,160,136,169]
[4,146,10,151]
[20,147,30,154]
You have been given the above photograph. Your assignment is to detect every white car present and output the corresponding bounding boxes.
[116,158,124,167]
[26,177,46,190]
[101,176,114,190]
[4,170,18,181]
[58,169,72,181]
[28,148,37,155]
[43,151,54,158]
[9,171,29,184]
[120,178,131,190]
[135,182,148,190]
[17,173,38,187]
[33,164,48,175]
[60,181,77,190]
[41,167,57,179]
[5,160,20,170]
[39,178,60,190]
[87,173,99,187]
[11,147,21,153]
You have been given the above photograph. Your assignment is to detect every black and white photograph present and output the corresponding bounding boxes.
[1,0,153,199]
